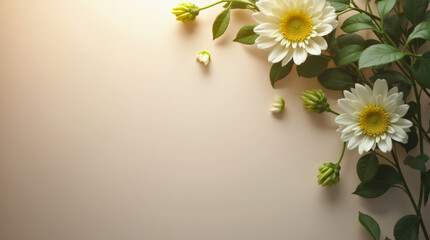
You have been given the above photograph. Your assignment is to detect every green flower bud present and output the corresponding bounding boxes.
[271,95,285,113]
[301,89,329,113]
[196,51,211,65]
[318,163,340,187]
[171,2,200,23]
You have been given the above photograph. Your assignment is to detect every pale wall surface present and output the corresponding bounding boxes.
[0,1,428,240]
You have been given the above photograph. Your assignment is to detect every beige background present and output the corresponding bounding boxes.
[0,0,428,239]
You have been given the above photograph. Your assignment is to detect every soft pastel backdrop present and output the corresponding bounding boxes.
[0,0,428,239]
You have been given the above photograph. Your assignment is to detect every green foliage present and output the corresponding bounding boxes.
[359,44,405,69]
[423,170,430,205]
[357,153,379,183]
[318,68,355,90]
[402,0,429,26]
[341,14,377,33]
[223,2,249,9]
[405,22,430,46]
[327,0,350,12]
[336,33,365,49]
[393,215,420,240]
[400,126,418,153]
[233,24,258,45]
[404,154,429,172]
[370,70,408,85]
[383,15,402,46]
[359,212,381,240]
[353,165,402,198]
[377,0,396,20]
[212,5,231,40]
[412,51,430,89]
[335,45,364,66]
[270,61,293,88]
[296,56,330,78]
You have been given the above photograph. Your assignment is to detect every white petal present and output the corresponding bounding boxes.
[268,45,288,63]
[292,47,307,65]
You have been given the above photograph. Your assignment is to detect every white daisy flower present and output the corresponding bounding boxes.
[335,79,413,155]
[252,0,338,66]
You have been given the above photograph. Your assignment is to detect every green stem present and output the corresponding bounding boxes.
[373,151,396,167]
[327,108,340,116]
[199,0,257,11]
[391,147,429,240]
[337,142,347,165]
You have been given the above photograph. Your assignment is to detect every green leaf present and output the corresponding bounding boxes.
[212,6,231,40]
[296,56,330,78]
[327,0,350,12]
[357,153,379,183]
[383,15,401,46]
[364,39,381,48]
[421,170,430,205]
[404,154,428,172]
[336,34,365,49]
[400,126,418,153]
[398,83,411,100]
[370,70,408,85]
[358,44,404,69]
[233,24,258,45]
[248,0,257,3]
[402,0,429,25]
[335,44,364,66]
[318,68,356,90]
[378,0,396,19]
[412,51,430,89]
[405,22,430,46]
[341,14,377,33]
[353,165,402,198]
[359,212,381,240]
[270,61,293,88]
[393,215,420,240]
[385,237,391,240]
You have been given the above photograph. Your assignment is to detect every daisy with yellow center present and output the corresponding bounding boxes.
[335,79,413,154]
[252,0,337,66]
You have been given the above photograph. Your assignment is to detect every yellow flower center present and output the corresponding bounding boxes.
[359,106,390,137]
[280,10,313,42]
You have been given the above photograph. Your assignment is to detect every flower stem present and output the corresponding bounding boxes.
[336,142,347,165]
[327,108,340,116]
[199,0,257,11]
[391,147,429,240]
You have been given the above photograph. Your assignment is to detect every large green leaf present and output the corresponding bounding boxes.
[270,61,293,88]
[353,165,402,198]
[223,2,249,9]
[412,51,430,89]
[212,5,231,40]
[393,215,420,240]
[378,0,396,19]
[357,153,379,183]
[341,14,377,33]
[335,44,364,66]
[402,0,429,25]
[327,0,350,12]
[359,212,381,240]
[405,22,430,46]
[296,56,330,78]
[358,44,404,69]
[233,24,258,45]
[318,68,356,90]
[404,154,428,172]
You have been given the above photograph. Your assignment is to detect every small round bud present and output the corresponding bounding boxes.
[301,89,329,113]
[318,162,340,187]
[171,2,200,23]
[271,95,285,113]
[196,51,211,65]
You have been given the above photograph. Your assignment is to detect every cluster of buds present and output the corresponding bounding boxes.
[171,2,200,23]
[318,163,341,187]
[301,89,330,113]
